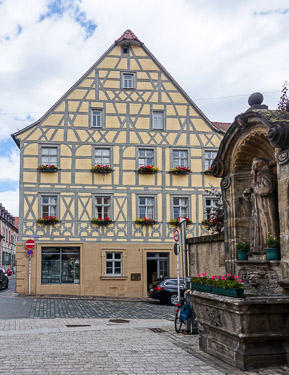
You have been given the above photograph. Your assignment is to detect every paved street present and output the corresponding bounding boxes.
[1,285,289,374]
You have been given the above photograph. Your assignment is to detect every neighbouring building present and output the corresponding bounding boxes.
[12,30,226,297]
[0,203,18,273]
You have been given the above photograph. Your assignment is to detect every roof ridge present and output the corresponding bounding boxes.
[115,29,142,44]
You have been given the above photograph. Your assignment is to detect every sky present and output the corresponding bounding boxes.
[0,0,289,216]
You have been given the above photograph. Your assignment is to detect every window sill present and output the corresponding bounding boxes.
[100,275,128,280]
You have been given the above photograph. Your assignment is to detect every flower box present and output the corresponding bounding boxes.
[169,166,191,175]
[37,165,58,172]
[191,283,212,293]
[170,217,192,226]
[137,166,159,174]
[211,286,245,298]
[91,165,113,174]
[135,217,157,225]
[91,217,113,225]
[37,216,59,225]
[203,169,212,175]
[237,250,249,260]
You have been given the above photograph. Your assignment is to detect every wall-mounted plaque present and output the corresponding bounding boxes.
[131,273,141,281]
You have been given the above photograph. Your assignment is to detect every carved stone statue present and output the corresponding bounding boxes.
[243,158,279,252]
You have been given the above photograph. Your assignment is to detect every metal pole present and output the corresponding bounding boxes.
[177,244,180,303]
[180,218,187,283]
[28,256,31,295]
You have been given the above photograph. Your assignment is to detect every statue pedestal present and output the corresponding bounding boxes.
[236,259,283,295]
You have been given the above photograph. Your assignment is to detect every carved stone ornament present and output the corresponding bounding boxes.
[235,114,247,130]
[268,122,289,149]
[204,307,222,327]
[221,176,231,190]
[211,158,224,177]
[277,149,289,165]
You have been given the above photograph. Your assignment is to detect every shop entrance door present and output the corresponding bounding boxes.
[146,252,169,291]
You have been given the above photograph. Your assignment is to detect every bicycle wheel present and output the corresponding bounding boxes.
[174,307,183,333]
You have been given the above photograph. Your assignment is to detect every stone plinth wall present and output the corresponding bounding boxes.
[187,233,225,277]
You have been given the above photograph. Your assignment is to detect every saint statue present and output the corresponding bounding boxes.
[243,158,279,252]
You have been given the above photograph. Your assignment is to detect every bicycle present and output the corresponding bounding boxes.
[174,301,192,333]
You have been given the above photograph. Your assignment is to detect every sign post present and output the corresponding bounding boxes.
[25,239,35,295]
[179,218,187,286]
[174,230,181,304]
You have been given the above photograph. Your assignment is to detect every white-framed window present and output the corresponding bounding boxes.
[172,150,188,168]
[41,196,57,217]
[94,197,111,219]
[41,147,58,166]
[106,252,122,275]
[138,149,154,168]
[173,197,189,218]
[204,150,217,170]
[122,73,134,89]
[94,148,111,166]
[139,197,155,219]
[205,197,218,219]
[152,111,164,130]
[91,109,103,128]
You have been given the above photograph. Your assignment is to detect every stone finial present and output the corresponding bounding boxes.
[247,92,268,111]
[248,92,263,106]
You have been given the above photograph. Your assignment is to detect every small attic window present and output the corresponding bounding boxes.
[122,46,129,55]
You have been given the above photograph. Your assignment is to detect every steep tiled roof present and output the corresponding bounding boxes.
[115,29,143,44]
[211,122,231,132]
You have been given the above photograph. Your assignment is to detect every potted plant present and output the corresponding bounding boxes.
[137,165,159,174]
[37,216,59,224]
[135,217,157,225]
[91,164,113,174]
[236,241,250,260]
[170,217,192,226]
[191,273,245,298]
[265,234,280,260]
[91,217,113,225]
[37,164,58,172]
[169,166,191,175]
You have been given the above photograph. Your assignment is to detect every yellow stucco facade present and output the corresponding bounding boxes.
[13,30,224,298]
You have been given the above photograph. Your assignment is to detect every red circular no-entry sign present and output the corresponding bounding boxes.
[25,239,36,250]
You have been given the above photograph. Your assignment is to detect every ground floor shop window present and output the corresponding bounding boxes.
[41,247,80,284]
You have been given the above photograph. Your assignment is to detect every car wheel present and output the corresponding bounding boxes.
[169,293,179,305]
[5,281,8,289]
[0,282,2,290]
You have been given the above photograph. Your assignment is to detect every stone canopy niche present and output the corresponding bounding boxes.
[211,93,289,295]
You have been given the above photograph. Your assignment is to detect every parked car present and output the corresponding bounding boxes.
[149,278,186,305]
[0,268,9,290]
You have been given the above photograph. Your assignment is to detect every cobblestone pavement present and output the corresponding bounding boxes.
[29,298,175,319]
[0,317,289,375]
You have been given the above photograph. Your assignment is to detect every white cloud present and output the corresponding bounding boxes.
[0,189,19,217]
[0,149,19,182]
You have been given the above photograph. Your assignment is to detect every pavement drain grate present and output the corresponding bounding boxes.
[108,319,130,323]
[66,324,91,328]
[149,328,166,333]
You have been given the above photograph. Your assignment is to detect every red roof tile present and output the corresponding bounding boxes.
[211,122,231,132]
[116,29,143,44]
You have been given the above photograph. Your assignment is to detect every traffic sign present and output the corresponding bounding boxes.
[174,229,179,242]
[25,239,36,250]
[26,249,34,257]
[174,243,180,255]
